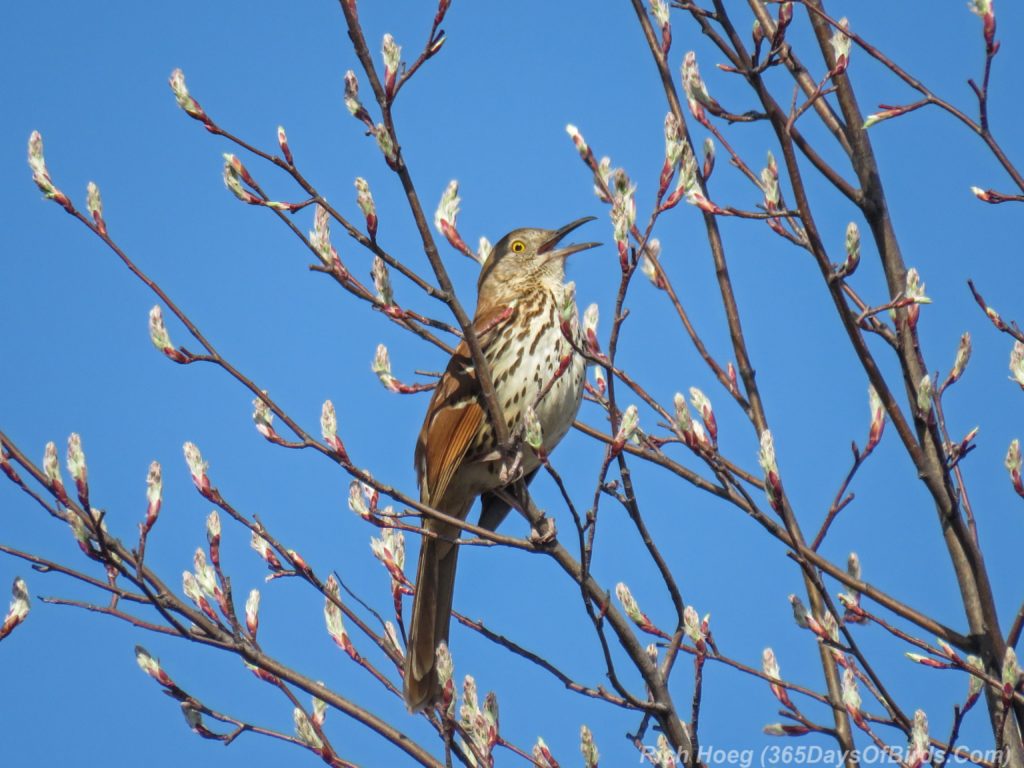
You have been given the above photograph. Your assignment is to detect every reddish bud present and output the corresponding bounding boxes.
[0,577,30,640]
[277,125,293,165]
[245,589,260,638]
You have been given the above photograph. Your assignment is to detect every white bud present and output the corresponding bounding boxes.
[434,180,461,234]
[580,724,599,768]
[148,306,173,351]
[1010,341,1024,389]
[916,374,933,414]
[522,405,544,451]
[309,205,338,267]
[841,667,861,712]
[321,400,338,441]
[830,17,851,67]
[381,33,402,79]
[293,707,323,749]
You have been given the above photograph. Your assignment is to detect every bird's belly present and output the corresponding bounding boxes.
[492,331,585,461]
[534,354,585,452]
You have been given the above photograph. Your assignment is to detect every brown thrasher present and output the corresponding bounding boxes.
[404,217,598,711]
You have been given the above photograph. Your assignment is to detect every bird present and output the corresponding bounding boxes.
[404,216,599,711]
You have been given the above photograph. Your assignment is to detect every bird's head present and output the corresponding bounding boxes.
[477,216,600,305]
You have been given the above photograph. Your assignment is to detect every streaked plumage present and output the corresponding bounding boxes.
[404,218,598,711]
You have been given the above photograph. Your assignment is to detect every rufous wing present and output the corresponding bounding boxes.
[414,303,516,513]
[405,303,516,711]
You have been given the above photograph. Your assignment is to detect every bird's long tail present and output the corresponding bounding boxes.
[404,515,462,712]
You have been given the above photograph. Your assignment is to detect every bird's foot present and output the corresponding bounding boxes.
[498,449,524,486]
[528,515,557,546]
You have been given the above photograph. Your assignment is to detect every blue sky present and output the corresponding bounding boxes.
[2,1,1024,766]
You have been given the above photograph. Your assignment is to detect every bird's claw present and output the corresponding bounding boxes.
[529,515,557,546]
[498,449,524,486]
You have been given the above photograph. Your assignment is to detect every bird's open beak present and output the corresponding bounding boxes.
[538,216,601,260]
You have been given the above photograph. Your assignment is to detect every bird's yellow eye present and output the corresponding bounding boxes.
[511,240,526,253]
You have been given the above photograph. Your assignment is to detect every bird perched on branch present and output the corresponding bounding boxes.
[404,217,599,711]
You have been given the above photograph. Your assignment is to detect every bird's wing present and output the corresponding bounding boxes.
[415,303,516,509]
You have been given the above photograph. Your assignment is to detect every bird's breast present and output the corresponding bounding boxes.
[487,290,585,458]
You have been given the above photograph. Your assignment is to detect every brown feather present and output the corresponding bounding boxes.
[423,404,482,523]
[404,217,595,711]
[414,303,516,507]
[405,304,516,711]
